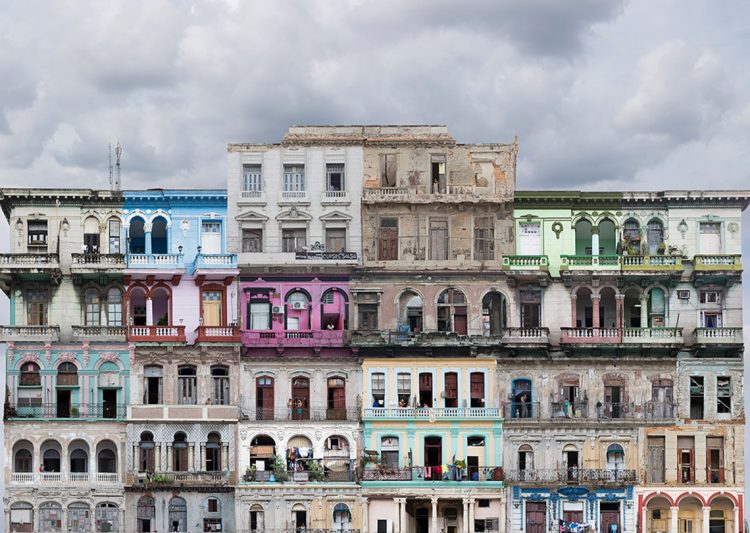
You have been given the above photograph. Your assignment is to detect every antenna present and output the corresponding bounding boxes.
[108,143,113,189]
[114,140,122,190]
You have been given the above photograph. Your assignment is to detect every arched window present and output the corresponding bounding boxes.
[137,496,155,532]
[43,449,61,472]
[518,444,534,479]
[398,290,423,333]
[20,361,41,386]
[14,448,33,472]
[85,289,101,325]
[327,377,346,420]
[139,432,155,473]
[173,432,188,472]
[168,497,187,532]
[574,219,593,255]
[647,219,664,255]
[83,216,100,254]
[151,216,168,254]
[622,219,641,254]
[249,504,265,532]
[39,502,63,532]
[96,502,119,533]
[57,362,78,387]
[606,444,625,471]
[177,365,197,405]
[10,502,34,532]
[437,288,468,334]
[67,502,91,532]
[70,448,88,473]
[333,503,352,530]
[107,287,123,326]
[129,217,146,254]
[482,291,507,336]
[211,365,230,406]
[285,290,310,331]
[97,448,117,474]
[206,432,222,472]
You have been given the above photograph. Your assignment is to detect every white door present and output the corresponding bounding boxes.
[201,222,222,254]
[519,223,542,255]
[699,223,721,254]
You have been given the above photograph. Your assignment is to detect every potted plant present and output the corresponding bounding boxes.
[270,454,289,482]
[243,465,257,482]
[71,406,79,417]
[657,242,666,255]
[307,460,325,482]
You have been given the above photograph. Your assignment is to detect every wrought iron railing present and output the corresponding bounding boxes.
[6,403,127,420]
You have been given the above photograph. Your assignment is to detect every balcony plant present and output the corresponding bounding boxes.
[269,454,289,482]
[243,465,257,482]
[306,460,325,482]
[657,242,667,255]
[149,473,173,486]
[71,406,79,417]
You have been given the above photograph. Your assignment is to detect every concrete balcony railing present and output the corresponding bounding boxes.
[245,406,359,422]
[321,190,351,204]
[621,327,683,345]
[127,325,186,342]
[126,253,184,269]
[129,404,239,421]
[10,471,119,484]
[71,253,126,268]
[560,255,620,270]
[6,403,127,420]
[644,401,676,420]
[501,327,550,345]
[502,255,549,270]
[243,329,346,347]
[0,325,60,342]
[694,327,743,344]
[621,255,683,271]
[239,190,266,204]
[362,186,507,204]
[694,254,741,271]
[196,325,241,343]
[505,468,636,486]
[361,465,504,483]
[72,324,127,341]
[278,190,310,203]
[560,327,621,344]
[363,406,498,420]
[0,253,60,270]
[194,253,238,269]
[128,470,230,486]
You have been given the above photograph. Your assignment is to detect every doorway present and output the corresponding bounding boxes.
[519,222,542,255]
[415,508,429,533]
[102,389,117,419]
[424,436,442,476]
[56,389,71,418]
[292,377,310,420]
[201,222,222,254]
[599,502,620,533]
[294,510,307,532]
[526,502,546,533]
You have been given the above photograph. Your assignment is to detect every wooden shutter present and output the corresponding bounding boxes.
[444,373,458,399]
[470,372,485,399]
[419,373,432,391]
[379,226,398,260]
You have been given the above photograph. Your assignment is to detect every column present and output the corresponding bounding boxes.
[166,445,172,471]
[571,294,578,327]
[61,507,67,532]
[670,506,679,533]
[616,294,624,329]
[144,224,152,255]
[394,498,406,533]
[201,444,206,471]
[361,497,369,533]
[431,496,439,533]
[463,499,470,533]
[703,506,710,533]
[640,295,648,328]
[641,505,648,533]
[146,297,153,326]
[468,499,475,533]
[591,226,600,256]
[592,295,601,329]
[498,497,506,533]
[733,505,739,533]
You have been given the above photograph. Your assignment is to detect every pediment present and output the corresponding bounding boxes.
[236,210,269,222]
[319,210,352,222]
[276,207,312,221]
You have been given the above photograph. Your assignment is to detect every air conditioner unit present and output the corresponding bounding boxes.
[272,305,284,314]
[292,301,305,310]
[677,290,690,300]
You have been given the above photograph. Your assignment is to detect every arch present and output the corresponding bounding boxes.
[285,288,312,304]
[320,287,349,330]
[397,289,424,333]
[137,496,156,532]
[95,502,119,532]
[13,441,34,472]
[39,501,63,532]
[151,285,171,326]
[168,496,188,532]
[646,218,665,255]
[333,502,352,527]
[642,492,676,507]
[437,288,468,334]
[574,219,593,255]
[129,216,146,254]
[324,434,350,454]
[481,290,508,336]
[250,503,265,512]
[518,443,534,453]
[127,285,148,326]
[675,492,708,506]
[321,287,349,303]
[151,215,168,254]
[67,501,91,532]
[599,286,618,329]
[9,502,34,531]
[173,431,189,471]
[707,492,740,507]
[205,432,222,471]
[69,439,90,473]
[597,217,617,255]
[41,440,62,472]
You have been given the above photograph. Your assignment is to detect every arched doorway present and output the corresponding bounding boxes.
[482,291,507,336]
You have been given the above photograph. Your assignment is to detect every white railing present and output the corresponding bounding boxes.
[72,325,127,337]
[69,472,89,482]
[12,472,118,483]
[128,253,181,265]
[622,327,683,339]
[363,407,499,418]
[0,253,59,265]
[695,327,743,343]
[281,190,308,200]
[323,190,348,198]
[241,190,263,199]
[502,327,549,339]
[199,254,235,265]
[0,325,60,338]
[96,473,119,482]
[201,326,236,337]
[40,472,63,482]
[11,473,34,482]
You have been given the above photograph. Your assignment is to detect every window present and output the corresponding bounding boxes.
[326,163,345,191]
[430,154,446,193]
[26,289,48,325]
[169,497,187,532]
[202,290,223,327]
[207,498,219,513]
[283,164,305,192]
[85,289,101,325]
[605,444,625,471]
[377,520,388,533]
[378,218,398,260]
[437,288,467,334]
[678,436,695,483]
[43,449,61,471]
[242,229,263,252]
[96,503,119,533]
[623,219,640,244]
[689,376,704,419]
[282,228,306,253]
[717,376,731,413]
[701,311,722,328]
[20,362,41,387]
[243,164,262,192]
[70,448,88,473]
[397,372,411,406]
[379,154,397,187]
[325,227,346,252]
[470,372,485,407]
[57,362,78,386]
[444,372,458,407]
[358,304,378,330]
[381,436,399,467]
[249,302,271,330]
[178,366,197,405]
[14,449,32,472]
[27,220,48,250]
[478,500,490,508]
[429,219,449,260]
[520,290,542,328]
[474,216,495,260]
[40,502,62,532]
[172,434,189,472]
[108,219,121,253]
[212,366,230,405]
[371,372,385,407]
[322,291,335,305]
[206,433,221,471]
[97,449,116,473]
[706,437,725,483]
[143,366,163,405]
[106,287,123,325]
[700,290,721,304]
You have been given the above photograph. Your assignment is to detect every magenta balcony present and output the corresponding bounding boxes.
[243,329,347,347]
[560,327,621,345]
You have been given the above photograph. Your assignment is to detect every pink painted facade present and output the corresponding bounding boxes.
[240,276,352,356]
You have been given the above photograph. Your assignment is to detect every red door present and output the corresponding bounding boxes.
[256,377,274,420]
[526,502,546,533]
[600,508,620,533]
[444,373,458,407]
[470,372,485,407]
[327,377,346,420]
[292,377,310,420]
[454,307,468,334]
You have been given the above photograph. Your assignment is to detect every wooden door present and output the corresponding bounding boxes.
[378,219,398,260]
[525,502,546,533]
[600,509,620,533]
[292,378,310,420]
[201,222,222,254]
[444,372,458,407]
[648,444,665,483]
[256,377,274,420]
[470,372,485,402]
[328,378,346,420]
[429,220,449,260]
[202,291,223,326]
[454,307,468,334]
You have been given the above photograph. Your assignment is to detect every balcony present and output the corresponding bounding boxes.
[501,327,550,346]
[502,401,540,420]
[596,401,634,420]
[643,401,676,420]
[694,255,741,271]
[71,253,126,270]
[505,468,635,486]
[621,327,683,346]
[243,329,346,348]
[238,190,267,205]
[72,325,127,342]
[0,325,60,342]
[349,330,473,347]
[196,325,241,343]
[278,190,310,204]
[242,460,356,483]
[502,255,549,270]
[694,327,743,345]
[560,255,620,271]
[362,185,506,204]
[127,325,186,343]
[550,400,589,419]
[621,255,683,272]
[560,327,621,345]
[362,406,498,420]
[126,253,184,269]
[5,403,127,420]
[194,253,238,269]
[10,471,119,484]
[321,190,351,205]
[128,470,229,486]
[0,252,60,273]
[245,407,359,422]
[361,465,504,483]
[129,404,238,421]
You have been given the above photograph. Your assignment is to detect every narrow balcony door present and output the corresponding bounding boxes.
[201,222,222,254]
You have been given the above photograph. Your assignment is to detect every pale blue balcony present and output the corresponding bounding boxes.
[193,253,237,270]
[125,253,184,269]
